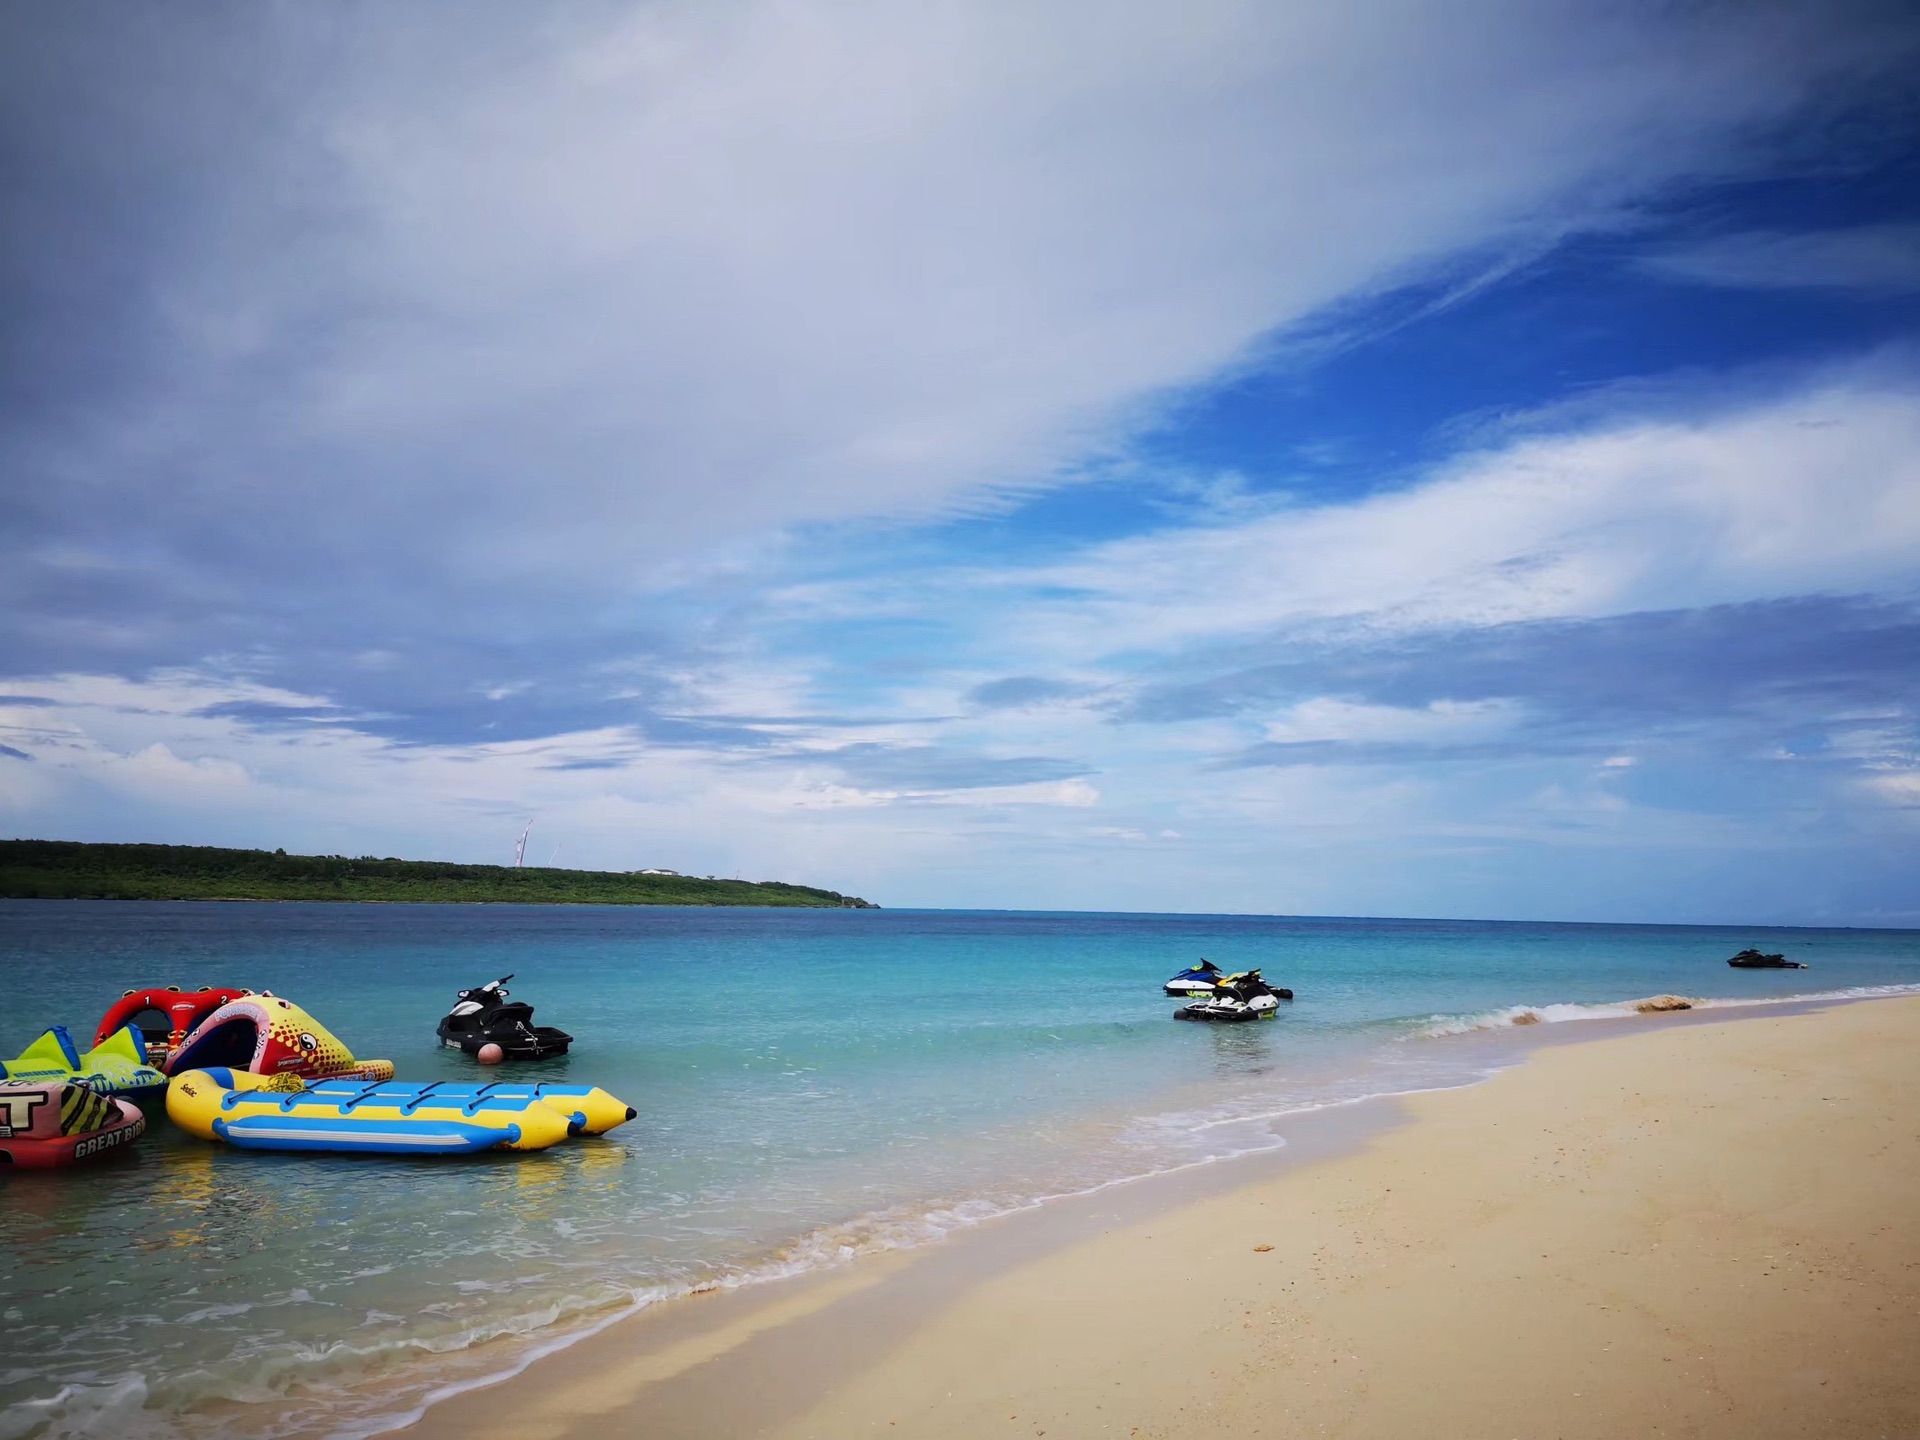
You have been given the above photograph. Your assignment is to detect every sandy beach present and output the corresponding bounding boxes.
[405,997,1920,1440]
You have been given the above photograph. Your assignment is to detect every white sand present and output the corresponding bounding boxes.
[407,998,1920,1440]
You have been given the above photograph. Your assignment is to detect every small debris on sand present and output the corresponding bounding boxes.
[1633,995,1695,1013]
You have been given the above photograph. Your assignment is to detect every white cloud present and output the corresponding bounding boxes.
[0,669,1104,898]
[313,1,1917,560]
[1005,370,1920,658]
[14,0,1917,600]
[1641,222,1920,293]
[112,743,254,794]
[1863,772,1920,806]
[774,775,1101,810]
[1261,698,1522,745]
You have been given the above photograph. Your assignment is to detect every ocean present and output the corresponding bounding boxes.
[3,900,1917,1440]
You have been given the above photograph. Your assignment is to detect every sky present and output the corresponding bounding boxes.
[4,0,1920,922]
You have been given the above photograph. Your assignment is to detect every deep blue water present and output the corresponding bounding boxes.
[2,901,1917,1440]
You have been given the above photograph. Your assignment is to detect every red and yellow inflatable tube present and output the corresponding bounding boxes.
[164,994,394,1082]
[0,1081,146,1169]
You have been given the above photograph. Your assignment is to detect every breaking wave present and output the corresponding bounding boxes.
[1413,982,1920,1038]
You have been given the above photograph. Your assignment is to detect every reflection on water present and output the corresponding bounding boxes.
[1202,1020,1282,1075]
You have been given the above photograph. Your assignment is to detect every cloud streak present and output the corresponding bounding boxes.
[1642,222,1920,293]
[992,366,1920,660]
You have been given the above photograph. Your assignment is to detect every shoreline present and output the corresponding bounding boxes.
[392,992,1920,1440]
[9,894,1917,927]
[0,895,878,908]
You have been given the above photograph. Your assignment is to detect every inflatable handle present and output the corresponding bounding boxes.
[335,1082,385,1115]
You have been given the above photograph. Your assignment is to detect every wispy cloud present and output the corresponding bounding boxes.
[1641,222,1920,293]
[983,366,1920,660]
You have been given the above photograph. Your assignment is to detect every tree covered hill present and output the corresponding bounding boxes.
[0,839,877,907]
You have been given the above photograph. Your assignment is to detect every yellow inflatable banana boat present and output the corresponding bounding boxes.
[481,1081,632,1135]
[166,1069,627,1154]
[299,1076,636,1136]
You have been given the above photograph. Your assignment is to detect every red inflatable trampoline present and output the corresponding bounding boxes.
[94,986,251,1063]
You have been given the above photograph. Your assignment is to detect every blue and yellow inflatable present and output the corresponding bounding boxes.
[166,1069,631,1155]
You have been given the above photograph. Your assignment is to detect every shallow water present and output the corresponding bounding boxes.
[3,901,1916,1440]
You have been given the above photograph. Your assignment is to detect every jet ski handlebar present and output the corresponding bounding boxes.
[453,974,515,1003]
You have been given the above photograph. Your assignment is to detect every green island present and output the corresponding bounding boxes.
[0,839,877,907]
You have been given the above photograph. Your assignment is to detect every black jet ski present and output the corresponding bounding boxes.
[1174,969,1293,1022]
[1164,959,1225,996]
[1727,949,1805,969]
[437,974,574,1060]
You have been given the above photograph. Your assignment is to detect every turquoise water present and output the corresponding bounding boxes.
[3,901,1917,1440]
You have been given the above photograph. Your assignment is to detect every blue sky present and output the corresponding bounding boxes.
[4,0,1920,921]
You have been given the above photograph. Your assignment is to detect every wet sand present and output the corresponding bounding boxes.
[400,997,1920,1440]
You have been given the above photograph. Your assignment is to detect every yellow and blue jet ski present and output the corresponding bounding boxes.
[165,1068,627,1155]
[1163,959,1224,996]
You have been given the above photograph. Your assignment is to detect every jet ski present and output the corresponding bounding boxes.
[437,974,574,1061]
[1174,969,1293,1022]
[1164,959,1225,996]
[1726,949,1805,969]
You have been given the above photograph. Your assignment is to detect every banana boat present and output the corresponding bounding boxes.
[166,1068,594,1154]
[296,1077,635,1136]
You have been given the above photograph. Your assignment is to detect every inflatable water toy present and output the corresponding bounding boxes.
[1727,949,1805,969]
[1174,970,1293,1023]
[301,1077,633,1135]
[1164,959,1224,996]
[437,974,573,1061]
[165,994,394,1082]
[94,986,250,1063]
[0,1025,167,1101]
[0,1080,146,1169]
[166,1069,578,1154]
